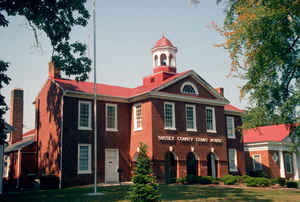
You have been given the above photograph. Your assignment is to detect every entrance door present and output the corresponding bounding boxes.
[105,149,119,183]
[207,153,217,178]
[187,152,197,176]
[165,152,177,183]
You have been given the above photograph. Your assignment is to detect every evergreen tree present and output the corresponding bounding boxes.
[128,143,161,202]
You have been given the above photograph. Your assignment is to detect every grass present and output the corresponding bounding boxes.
[1,184,300,202]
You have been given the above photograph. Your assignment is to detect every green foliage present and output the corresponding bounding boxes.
[0,61,10,144]
[271,177,286,186]
[128,143,161,202]
[217,0,300,141]
[248,170,270,178]
[176,177,186,184]
[0,0,92,143]
[286,181,298,188]
[245,177,271,187]
[221,175,240,185]
[196,176,213,185]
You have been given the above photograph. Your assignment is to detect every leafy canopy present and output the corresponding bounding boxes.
[216,0,300,135]
[0,0,91,143]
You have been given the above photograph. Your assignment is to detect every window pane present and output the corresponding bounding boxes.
[186,106,194,129]
[226,117,234,137]
[79,146,89,171]
[80,103,90,128]
[183,85,196,94]
[285,154,292,173]
[135,105,142,129]
[229,149,237,171]
[107,105,116,129]
[206,108,213,130]
[253,155,261,170]
[165,103,173,128]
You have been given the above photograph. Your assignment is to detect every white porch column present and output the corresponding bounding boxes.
[292,152,299,180]
[279,150,286,178]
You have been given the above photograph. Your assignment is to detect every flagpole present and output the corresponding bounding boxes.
[93,0,97,194]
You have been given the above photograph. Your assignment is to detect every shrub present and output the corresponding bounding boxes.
[245,177,271,187]
[166,177,176,184]
[196,176,212,185]
[248,170,269,178]
[286,181,298,188]
[221,175,240,185]
[40,175,59,189]
[186,175,197,184]
[279,178,286,187]
[128,143,161,202]
[176,177,186,184]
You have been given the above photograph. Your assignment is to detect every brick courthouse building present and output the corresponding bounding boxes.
[32,36,245,186]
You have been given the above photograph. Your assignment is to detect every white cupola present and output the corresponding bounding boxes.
[151,34,178,74]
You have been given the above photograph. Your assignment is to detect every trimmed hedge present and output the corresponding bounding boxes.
[286,181,298,188]
[221,175,240,185]
[245,177,271,187]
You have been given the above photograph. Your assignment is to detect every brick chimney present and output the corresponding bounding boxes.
[48,61,61,79]
[215,87,224,97]
[9,89,24,144]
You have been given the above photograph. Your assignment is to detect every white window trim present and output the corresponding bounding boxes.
[105,103,118,132]
[252,154,262,171]
[180,81,199,95]
[78,100,92,130]
[226,116,236,139]
[206,106,216,133]
[3,155,10,178]
[77,144,92,174]
[186,104,197,132]
[164,102,176,130]
[285,153,293,174]
[229,149,238,172]
[134,103,142,131]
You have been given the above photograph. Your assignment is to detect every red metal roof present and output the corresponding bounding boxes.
[54,70,190,98]
[243,124,290,143]
[153,35,175,48]
[224,104,243,113]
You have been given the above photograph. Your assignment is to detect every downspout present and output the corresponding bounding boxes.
[59,91,65,189]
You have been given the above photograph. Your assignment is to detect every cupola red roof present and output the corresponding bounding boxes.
[153,35,175,48]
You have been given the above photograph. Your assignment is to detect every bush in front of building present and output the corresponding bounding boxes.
[286,181,298,188]
[221,175,240,185]
[40,175,59,189]
[245,177,271,187]
[248,170,270,178]
[176,177,187,184]
[270,177,286,186]
[128,143,161,202]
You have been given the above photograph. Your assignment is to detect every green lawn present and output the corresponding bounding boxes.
[1,184,300,202]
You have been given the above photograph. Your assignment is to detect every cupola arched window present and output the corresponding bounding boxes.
[154,55,159,67]
[160,54,167,66]
[180,82,199,95]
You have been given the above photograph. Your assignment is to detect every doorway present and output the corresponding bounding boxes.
[186,152,197,176]
[165,152,177,183]
[207,153,218,178]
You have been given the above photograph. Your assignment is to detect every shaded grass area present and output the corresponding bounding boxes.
[1,184,300,202]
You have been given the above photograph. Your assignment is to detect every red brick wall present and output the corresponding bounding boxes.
[36,80,63,177]
[9,89,24,144]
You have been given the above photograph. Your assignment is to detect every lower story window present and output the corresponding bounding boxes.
[252,154,262,171]
[228,149,237,172]
[78,144,91,174]
[284,153,293,174]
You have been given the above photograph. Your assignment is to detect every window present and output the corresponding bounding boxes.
[78,144,91,174]
[284,153,293,174]
[252,154,262,170]
[160,54,167,66]
[186,104,196,131]
[154,55,158,67]
[164,102,176,130]
[106,104,118,131]
[228,149,237,172]
[78,101,92,130]
[134,104,142,131]
[180,82,199,95]
[3,155,10,177]
[226,116,235,139]
[206,107,216,133]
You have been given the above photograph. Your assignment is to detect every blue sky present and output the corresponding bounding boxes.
[0,0,247,132]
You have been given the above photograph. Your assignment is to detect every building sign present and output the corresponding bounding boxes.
[158,136,223,144]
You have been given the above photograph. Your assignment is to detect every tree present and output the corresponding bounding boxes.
[0,0,91,143]
[128,143,161,202]
[216,0,300,138]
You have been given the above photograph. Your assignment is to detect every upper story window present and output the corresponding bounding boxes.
[154,55,159,67]
[78,144,91,174]
[78,100,92,130]
[164,102,176,130]
[284,153,293,174]
[206,107,216,133]
[186,104,196,131]
[226,116,235,139]
[160,54,167,66]
[180,82,199,95]
[134,104,142,131]
[106,104,118,131]
[252,154,262,171]
[228,148,237,172]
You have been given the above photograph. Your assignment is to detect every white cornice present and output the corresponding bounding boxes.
[244,141,295,152]
[224,110,243,116]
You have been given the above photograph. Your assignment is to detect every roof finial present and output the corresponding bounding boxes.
[162,33,165,38]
